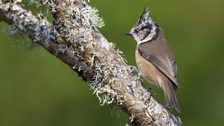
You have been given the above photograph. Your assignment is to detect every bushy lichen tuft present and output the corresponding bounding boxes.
[93,78,125,106]
[80,4,105,28]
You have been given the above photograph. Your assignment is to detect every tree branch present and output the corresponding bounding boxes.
[0,0,181,125]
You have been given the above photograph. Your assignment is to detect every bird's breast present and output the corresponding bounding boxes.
[135,49,167,88]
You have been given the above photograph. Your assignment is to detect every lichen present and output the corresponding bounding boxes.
[93,78,125,106]
[1,0,118,107]
[80,4,104,28]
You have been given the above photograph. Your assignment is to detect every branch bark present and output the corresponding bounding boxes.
[0,0,182,126]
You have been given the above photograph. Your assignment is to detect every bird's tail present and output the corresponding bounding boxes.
[163,82,181,113]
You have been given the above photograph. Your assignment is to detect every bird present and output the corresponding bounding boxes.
[126,7,181,112]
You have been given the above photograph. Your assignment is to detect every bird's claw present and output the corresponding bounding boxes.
[129,65,139,73]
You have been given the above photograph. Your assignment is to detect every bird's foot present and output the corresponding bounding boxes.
[129,65,139,74]
[164,103,173,111]
[146,87,153,98]
[129,65,142,80]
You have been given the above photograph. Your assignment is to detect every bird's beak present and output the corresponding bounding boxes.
[125,32,132,36]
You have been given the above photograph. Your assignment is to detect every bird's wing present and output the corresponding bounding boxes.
[138,48,179,89]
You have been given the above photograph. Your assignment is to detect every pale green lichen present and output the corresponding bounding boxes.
[80,5,104,28]
[94,79,125,106]
[3,0,116,106]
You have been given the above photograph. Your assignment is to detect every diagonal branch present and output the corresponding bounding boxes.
[0,0,182,126]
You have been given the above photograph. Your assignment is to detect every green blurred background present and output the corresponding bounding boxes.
[0,0,224,125]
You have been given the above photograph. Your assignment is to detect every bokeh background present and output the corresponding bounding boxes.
[0,0,224,126]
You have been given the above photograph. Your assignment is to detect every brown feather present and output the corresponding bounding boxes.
[135,28,180,112]
[138,28,179,89]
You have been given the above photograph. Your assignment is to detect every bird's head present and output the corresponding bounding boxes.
[126,7,159,45]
